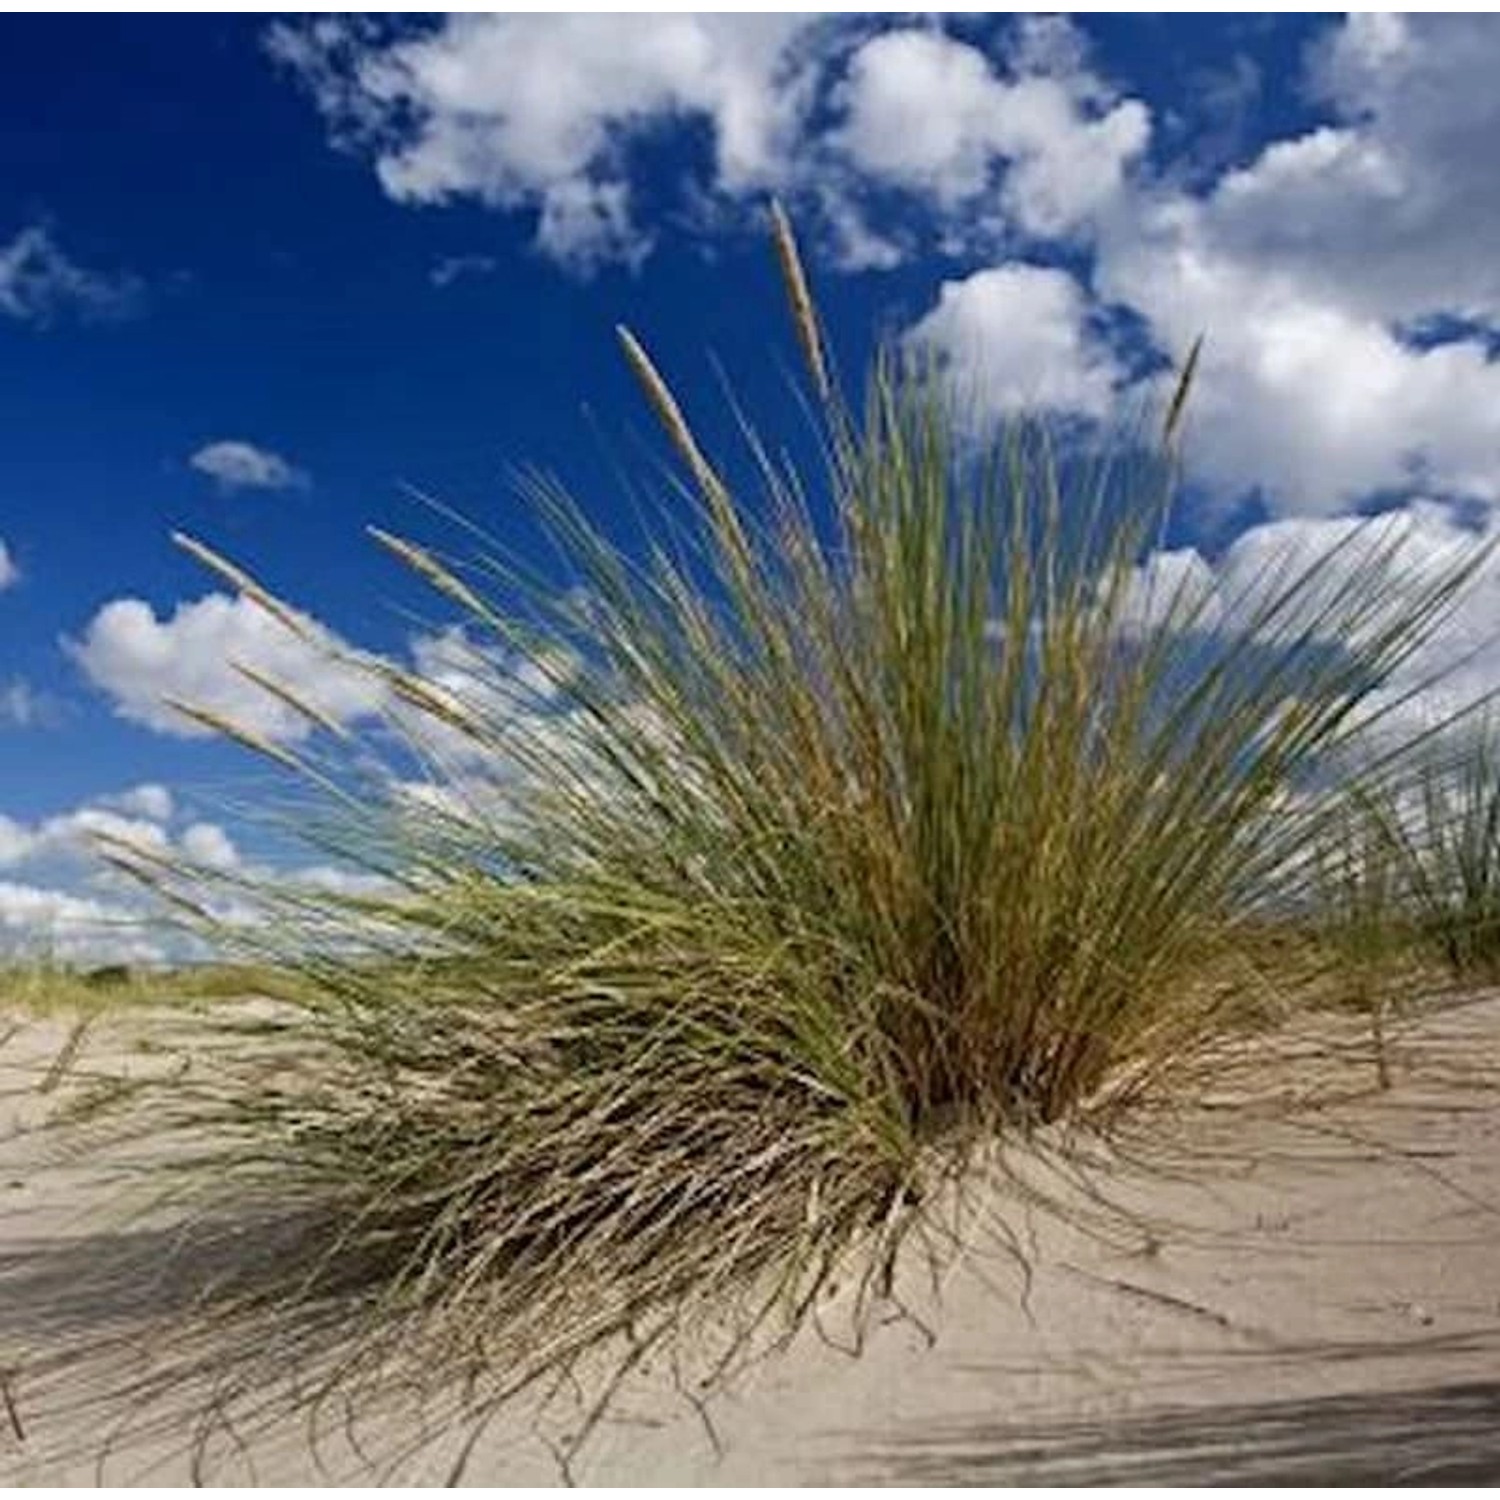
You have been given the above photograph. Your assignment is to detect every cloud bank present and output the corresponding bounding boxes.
[269,15,1500,529]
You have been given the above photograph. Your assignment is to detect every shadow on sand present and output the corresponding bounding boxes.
[859,1374,1500,1485]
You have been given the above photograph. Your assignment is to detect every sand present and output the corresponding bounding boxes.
[2,995,1499,1485]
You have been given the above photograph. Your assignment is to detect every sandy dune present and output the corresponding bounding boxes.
[2,996,1499,1485]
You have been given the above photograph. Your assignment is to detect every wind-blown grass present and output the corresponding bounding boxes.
[61,214,1497,1461]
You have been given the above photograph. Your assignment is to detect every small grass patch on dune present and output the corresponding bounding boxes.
[0,961,302,1017]
[64,212,1497,1460]
[1356,725,1500,979]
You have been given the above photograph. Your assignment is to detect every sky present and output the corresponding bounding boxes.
[6,11,1500,961]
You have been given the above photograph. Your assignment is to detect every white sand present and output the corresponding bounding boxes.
[3,996,1499,1485]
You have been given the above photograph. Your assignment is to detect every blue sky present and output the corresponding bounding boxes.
[5,13,1500,960]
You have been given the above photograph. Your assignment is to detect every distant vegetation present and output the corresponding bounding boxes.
[0,959,298,1015]
[24,207,1500,1461]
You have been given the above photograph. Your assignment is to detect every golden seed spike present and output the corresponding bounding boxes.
[164,698,308,773]
[172,532,313,641]
[770,199,830,403]
[376,662,482,736]
[232,660,352,741]
[367,528,494,621]
[615,325,758,579]
[615,325,729,506]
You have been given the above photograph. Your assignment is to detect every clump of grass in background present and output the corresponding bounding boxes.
[0,960,303,1016]
[0,960,143,1015]
[79,210,1495,1454]
[1313,795,1423,1088]
[1348,724,1500,981]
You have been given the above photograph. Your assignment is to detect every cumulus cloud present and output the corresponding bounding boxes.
[533,179,645,275]
[180,820,241,871]
[906,263,1123,419]
[67,578,580,767]
[67,591,387,741]
[288,863,397,898]
[0,537,16,591]
[393,624,576,775]
[103,783,175,823]
[253,13,1491,517]
[269,15,1147,273]
[736,16,1499,522]
[1094,182,1500,514]
[0,225,139,326]
[1118,502,1500,756]
[269,14,819,269]
[261,3,1500,499]
[0,880,165,965]
[833,26,1148,242]
[1226,15,1500,327]
[1083,15,1500,514]
[0,787,204,964]
[189,440,306,493]
[0,803,169,872]
[0,783,376,963]
[1110,547,1225,639]
[0,816,32,869]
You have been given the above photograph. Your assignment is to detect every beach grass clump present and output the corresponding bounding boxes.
[84,213,1494,1445]
[1348,725,1500,980]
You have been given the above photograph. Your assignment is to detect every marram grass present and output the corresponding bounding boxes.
[1329,721,1500,982]
[56,212,1496,1464]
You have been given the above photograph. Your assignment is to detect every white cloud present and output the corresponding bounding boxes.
[259,1,1500,537]
[814,189,905,273]
[180,821,241,871]
[832,31,1003,206]
[0,225,138,326]
[68,591,387,742]
[1095,189,1500,514]
[262,13,1500,515]
[394,624,574,773]
[1216,15,1500,328]
[0,816,32,869]
[0,537,16,591]
[67,584,577,765]
[1083,15,1500,515]
[189,440,306,493]
[0,880,165,966]
[534,179,645,274]
[52,805,168,852]
[0,783,364,962]
[288,863,396,898]
[104,783,174,823]
[833,27,1148,241]
[906,263,1123,419]
[1123,502,1500,755]
[269,14,819,270]
[0,678,65,730]
[408,624,563,710]
[48,807,171,864]
[1111,547,1225,638]
[0,804,169,873]
[750,14,1500,522]
[270,16,1148,272]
